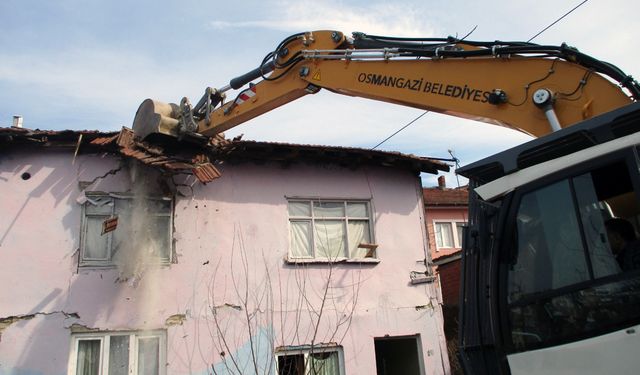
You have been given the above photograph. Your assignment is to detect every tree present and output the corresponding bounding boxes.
[206,224,363,375]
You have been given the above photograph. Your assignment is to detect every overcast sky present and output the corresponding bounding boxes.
[1,0,637,186]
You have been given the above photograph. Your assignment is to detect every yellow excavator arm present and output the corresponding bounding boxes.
[132,30,638,141]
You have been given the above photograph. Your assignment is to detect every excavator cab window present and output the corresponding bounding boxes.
[501,149,640,353]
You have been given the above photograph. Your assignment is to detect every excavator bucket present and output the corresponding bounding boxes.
[132,99,181,141]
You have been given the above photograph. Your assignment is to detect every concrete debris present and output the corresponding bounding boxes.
[415,301,436,310]
[213,303,242,311]
[69,323,100,333]
[165,314,187,327]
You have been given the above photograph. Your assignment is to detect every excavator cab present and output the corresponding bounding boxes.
[457,102,640,374]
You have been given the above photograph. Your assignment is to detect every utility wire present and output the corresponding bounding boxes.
[527,0,590,42]
[371,111,429,150]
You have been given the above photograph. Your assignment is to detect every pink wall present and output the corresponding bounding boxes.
[0,150,449,375]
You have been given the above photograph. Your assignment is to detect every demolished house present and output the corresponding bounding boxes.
[0,127,451,375]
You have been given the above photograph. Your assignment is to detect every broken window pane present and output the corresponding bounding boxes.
[81,194,173,267]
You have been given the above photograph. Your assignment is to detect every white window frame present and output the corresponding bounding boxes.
[68,330,166,375]
[287,199,375,261]
[433,220,467,250]
[80,193,173,267]
[275,344,345,375]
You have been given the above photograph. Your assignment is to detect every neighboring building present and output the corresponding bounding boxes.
[423,177,468,307]
[423,177,468,375]
[0,127,451,375]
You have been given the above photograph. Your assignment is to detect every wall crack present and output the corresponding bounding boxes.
[0,311,81,339]
[79,161,124,189]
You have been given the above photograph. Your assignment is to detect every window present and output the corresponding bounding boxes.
[80,193,172,267]
[456,222,465,247]
[288,200,374,260]
[505,158,640,352]
[374,335,424,375]
[434,221,466,249]
[276,345,344,375]
[69,331,166,375]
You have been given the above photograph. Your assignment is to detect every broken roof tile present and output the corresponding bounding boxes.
[116,127,135,147]
[192,163,222,183]
[90,134,119,146]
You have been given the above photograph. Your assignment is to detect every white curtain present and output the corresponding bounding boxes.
[76,340,101,375]
[348,221,370,258]
[291,221,313,257]
[309,352,339,375]
[435,223,454,248]
[314,220,346,259]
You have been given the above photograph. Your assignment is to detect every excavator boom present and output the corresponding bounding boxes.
[133,30,638,141]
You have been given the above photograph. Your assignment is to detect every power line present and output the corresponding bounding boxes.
[528,0,590,42]
[371,111,429,150]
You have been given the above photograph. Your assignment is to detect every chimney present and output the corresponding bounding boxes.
[438,175,446,189]
[12,115,23,128]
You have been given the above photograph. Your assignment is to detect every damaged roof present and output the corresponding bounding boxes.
[0,127,450,183]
